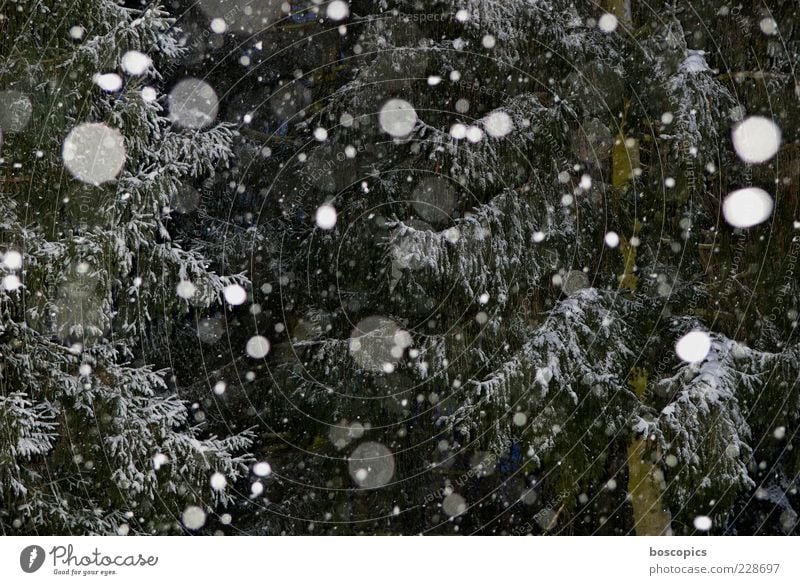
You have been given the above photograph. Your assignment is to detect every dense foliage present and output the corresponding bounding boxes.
[2,0,798,535]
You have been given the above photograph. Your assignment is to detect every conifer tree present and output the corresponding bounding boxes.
[1,0,251,534]
[221,0,799,535]
[3,0,798,537]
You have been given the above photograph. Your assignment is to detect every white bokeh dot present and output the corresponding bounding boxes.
[3,250,22,270]
[62,123,126,185]
[223,284,247,305]
[120,51,151,75]
[604,231,620,248]
[326,0,349,20]
[93,73,122,92]
[732,116,781,164]
[176,280,196,300]
[210,18,227,34]
[379,99,418,138]
[693,515,712,531]
[348,442,395,488]
[141,86,157,102]
[168,78,219,129]
[598,13,618,33]
[484,110,513,138]
[3,275,22,291]
[246,335,270,359]
[675,331,711,363]
[723,187,774,228]
[315,204,337,229]
[181,506,206,530]
[253,461,272,477]
[209,472,227,491]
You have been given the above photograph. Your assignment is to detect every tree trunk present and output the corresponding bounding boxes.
[627,437,672,535]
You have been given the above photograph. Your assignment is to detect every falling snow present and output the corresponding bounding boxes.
[723,187,774,228]
[675,331,712,363]
[315,204,337,229]
[379,99,418,138]
[182,506,207,530]
[223,284,247,305]
[4,0,800,542]
[732,116,782,164]
[168,78,219,129]
[62,123,126,185]
[120,51,152,76]
[246,336,271,359]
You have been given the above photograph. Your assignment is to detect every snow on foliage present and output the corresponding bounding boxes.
[655,336,762,514]
[0,0,250,535]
